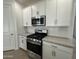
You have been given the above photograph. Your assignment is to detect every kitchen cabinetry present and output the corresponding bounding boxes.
[43,41,73,59]
[43,41,55,59]
[46,0,56,26]
[31,0,46,17]
[23,6,32,26]
[23,0,73,26]
[57,0,73,26]
[46,0,73,26]
[19,35,27,50]
[23,0,46,26]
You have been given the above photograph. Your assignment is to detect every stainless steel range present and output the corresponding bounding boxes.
[27,29,47,59]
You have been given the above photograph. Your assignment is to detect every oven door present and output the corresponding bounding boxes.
[27,41,42,56]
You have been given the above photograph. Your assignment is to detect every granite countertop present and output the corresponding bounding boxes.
[43,36,75,48]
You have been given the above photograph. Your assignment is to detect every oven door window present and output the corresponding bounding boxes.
[27,42,42,56]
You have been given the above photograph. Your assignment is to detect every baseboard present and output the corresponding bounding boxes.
[3,49,15,52]
[19,48,27,52]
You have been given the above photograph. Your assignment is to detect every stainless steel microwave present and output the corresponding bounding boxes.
[32,15,46,26]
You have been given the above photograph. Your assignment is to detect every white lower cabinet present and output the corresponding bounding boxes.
[54,48,72,59]
[19,36,27,50]
[43,41,55,59]
[43,41,73,59]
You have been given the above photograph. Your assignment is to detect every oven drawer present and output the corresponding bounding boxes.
[27,42,42,56]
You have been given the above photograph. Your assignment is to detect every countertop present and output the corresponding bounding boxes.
[18,32,32,37]
[18,33,75,48]
[43,36,75,48]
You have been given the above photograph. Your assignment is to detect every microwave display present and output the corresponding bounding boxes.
[32,15,46,26]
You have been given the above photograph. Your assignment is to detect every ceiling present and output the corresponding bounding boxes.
[15,0,41,8]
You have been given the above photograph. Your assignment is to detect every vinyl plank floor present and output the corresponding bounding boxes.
[3,49,31,59]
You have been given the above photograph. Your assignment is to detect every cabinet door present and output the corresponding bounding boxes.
[46,0,56,26]
[19,36,27,50]
[23,6,31,26]
[31,5,37,17]
[43,41,55,59]
[19,36,23,49]
[32,0,46,17]
[54,48,72,59]
[57,0,73,26]
[35,0,46,16]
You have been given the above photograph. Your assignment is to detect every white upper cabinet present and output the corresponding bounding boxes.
[23,6,32,26]
[23,0,73,26]
[23,0,46,26]
[46,0,73,26]
[46,0,56,26]
[31,0,46,17]
[57,0,73,26]
[31,5,37,17]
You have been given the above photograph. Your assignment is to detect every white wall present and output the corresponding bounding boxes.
[14,2,24,34]
[12,2,24,49]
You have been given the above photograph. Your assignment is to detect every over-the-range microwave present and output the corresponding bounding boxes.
[31,15,46,26]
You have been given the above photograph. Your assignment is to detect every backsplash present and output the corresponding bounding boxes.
[24,26,70,38]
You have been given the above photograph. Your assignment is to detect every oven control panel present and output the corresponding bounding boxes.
[27,38,41,45]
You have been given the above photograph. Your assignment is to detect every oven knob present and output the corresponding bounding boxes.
[39,40,41,43]
[33,39,36,41]
[36,40,38,42]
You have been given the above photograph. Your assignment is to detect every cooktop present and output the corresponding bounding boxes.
[27,33,47,40]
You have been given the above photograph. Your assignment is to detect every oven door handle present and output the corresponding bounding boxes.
[27,41,41,46]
